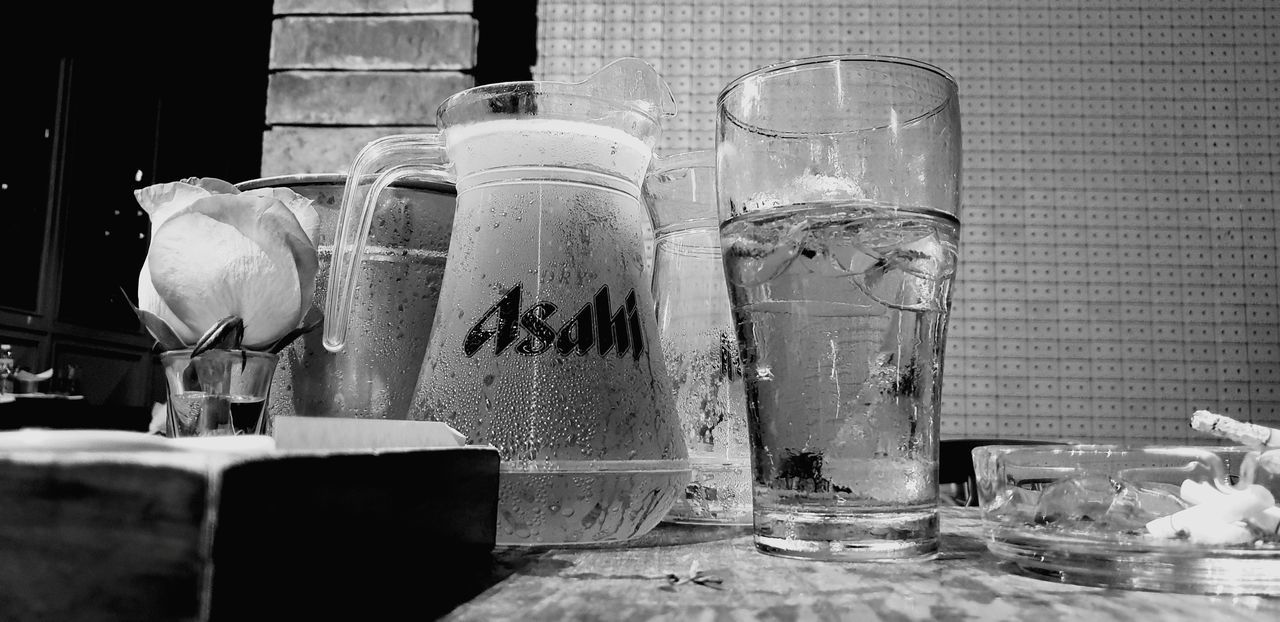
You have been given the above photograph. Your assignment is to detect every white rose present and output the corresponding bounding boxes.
[134,178,320,350]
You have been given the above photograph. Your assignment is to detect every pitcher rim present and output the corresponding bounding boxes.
[436,58,677,127]
[437,86,674,127]
[236,173,456,196]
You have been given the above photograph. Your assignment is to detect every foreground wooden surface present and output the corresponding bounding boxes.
[442,507,1280,621]
[0,445,499,621]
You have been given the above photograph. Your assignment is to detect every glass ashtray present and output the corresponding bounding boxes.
[972,444,1280,595]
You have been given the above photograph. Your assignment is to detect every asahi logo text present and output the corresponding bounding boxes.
[463,284,645,361]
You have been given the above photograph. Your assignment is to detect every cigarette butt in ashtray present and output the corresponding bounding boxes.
[1189,409,1280,448]
[1146,483,1274,543]
[1163,518,1256,546]
[1180,479,1280,536]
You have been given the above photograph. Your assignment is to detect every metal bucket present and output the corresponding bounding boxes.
[235,174,455,424]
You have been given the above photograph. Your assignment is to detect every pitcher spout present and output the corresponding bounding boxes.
[577,57,678,123]
[436,57,677,158]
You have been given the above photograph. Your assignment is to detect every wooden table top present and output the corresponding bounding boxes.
[441,507,1280,621]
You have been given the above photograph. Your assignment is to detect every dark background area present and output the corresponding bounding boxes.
[474,0,539,84]
[0,1,537,426]
[0,2,272,426]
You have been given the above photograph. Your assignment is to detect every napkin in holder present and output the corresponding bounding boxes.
[0,423,499,621]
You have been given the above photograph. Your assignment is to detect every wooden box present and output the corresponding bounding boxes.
[0,442,499,621]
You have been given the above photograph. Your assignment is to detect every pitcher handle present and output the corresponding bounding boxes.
[323,133,451,352]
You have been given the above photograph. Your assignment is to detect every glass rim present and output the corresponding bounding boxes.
[160,348,279,361]
[716,54,958,137]
[718,54,958,103]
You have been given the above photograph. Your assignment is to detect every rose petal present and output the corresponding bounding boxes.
[138,258,201,344]
[150,213,303,348]
[135,181,217,345]
[133,181,212,232]
[189,194,319,337]
[192,177,241,195]
[149,194,318,348]
[266,304,325,354]
[242,187,321,246]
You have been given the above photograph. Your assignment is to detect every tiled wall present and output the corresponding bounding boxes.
[535,0,1280,444]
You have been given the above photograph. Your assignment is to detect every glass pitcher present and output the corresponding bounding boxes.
[644,151,751,525]
[324,59,690,546]
[236,174,455,427]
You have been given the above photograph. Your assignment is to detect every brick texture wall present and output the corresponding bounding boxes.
[263,0,477,176]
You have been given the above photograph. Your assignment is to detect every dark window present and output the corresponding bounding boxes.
[0,3,271,409]
[55,54,162,331]
[474,0,538,84]
[0,57,61,314]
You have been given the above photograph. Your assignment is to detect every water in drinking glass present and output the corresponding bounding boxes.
[161,348,277,438]
[169,391,267,436]
[721,200,959,559]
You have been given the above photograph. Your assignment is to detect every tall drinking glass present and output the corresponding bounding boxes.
[717,55,961,560]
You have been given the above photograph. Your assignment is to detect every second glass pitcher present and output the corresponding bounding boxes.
[324,59,689,546]
[645,151,751,526]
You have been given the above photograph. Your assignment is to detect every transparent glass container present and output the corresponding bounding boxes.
[973,443,1280,595]
[645,151,751,526]
[325,58,689,546]
[161,349,277,437]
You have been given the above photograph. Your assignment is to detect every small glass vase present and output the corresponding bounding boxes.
[161,349,277,437]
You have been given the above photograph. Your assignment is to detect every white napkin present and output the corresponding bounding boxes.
[270,416,466,451]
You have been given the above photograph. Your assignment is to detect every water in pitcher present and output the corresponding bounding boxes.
[282,246,443,418]
[411,119,688,545]
[721,200,958,556]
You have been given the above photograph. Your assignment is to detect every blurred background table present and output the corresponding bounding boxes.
[438,507,1279,621]
[0,393,149,432]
